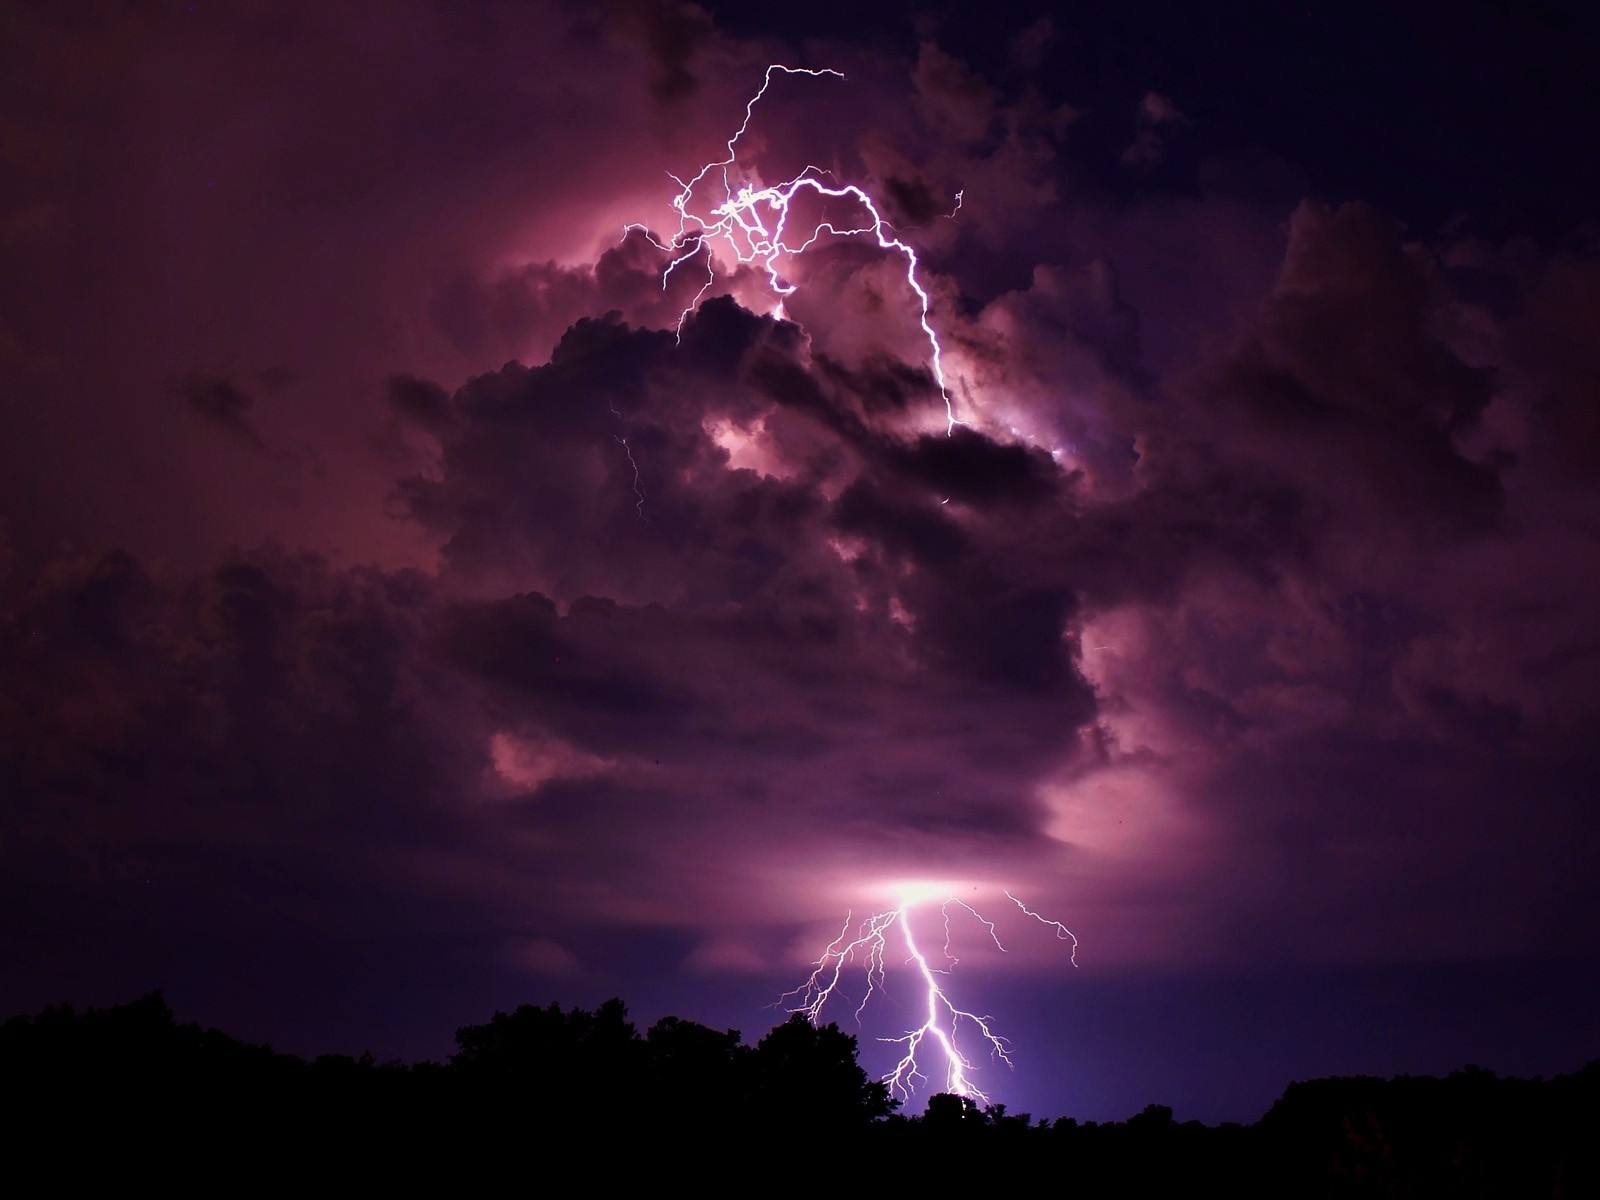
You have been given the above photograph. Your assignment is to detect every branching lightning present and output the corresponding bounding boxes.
[782,891,1078,1104]
[614,69,1078,1107]
[625,64,962,432]
[1006,891,1079,967]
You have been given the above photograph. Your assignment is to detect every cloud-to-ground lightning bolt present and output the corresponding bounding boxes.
[625,65,963,433]
[781,891,1078,1104]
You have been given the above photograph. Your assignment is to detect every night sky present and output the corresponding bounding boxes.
[3,0,1598,1124]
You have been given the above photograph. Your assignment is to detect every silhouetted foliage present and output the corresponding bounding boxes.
[3,990,1595,1193]
[642,1014,744,1130]
[451,996,642,1127]
[923,1091,985,1129]
[748,1012,895,1128]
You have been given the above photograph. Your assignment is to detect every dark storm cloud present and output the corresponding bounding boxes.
[740,340,868,441]
[399,277,1101,720]
[427,258,627,364]
[401,294,1093,702]
[1120,92,1188,172]
[1038,194,1600,965]
[1058,201,1507,602]
[442,590,687,722]
[400,298,941,597]
[255,366,295,392]
[0,544,511,1000]
[880,172,948,227]
[386,374,457,435]
[1503,252,1600,478]
[1162,204,1506,605]
[606,0,715,104]
[178,374,267,452]
[370,132,1599,976]
[0,546,448,838]
[362,275,1115,939]
[813,352,938,418]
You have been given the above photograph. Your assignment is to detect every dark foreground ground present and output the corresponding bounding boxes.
[5,992,1595,1195]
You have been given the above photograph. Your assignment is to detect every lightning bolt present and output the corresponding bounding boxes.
[781,891,1078,1104]
[1006,890,1080,967]
[614,435,647,522]
[625,64,962,433]
[606,402,649,523]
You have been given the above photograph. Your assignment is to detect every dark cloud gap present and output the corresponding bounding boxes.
[884,426,1059,505]
[705,0,1600,236]
[834,479,968,567]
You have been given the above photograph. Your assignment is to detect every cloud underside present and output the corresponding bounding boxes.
[6,191,1598,984]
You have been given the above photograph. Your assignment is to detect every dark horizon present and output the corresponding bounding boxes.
[8,984,1598,1128]
[25,957,1600,1128]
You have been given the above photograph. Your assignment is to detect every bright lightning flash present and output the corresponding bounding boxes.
[625,65,962,433]
[782,891,1077,1105]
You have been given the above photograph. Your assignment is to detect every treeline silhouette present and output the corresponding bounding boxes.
[4,992,1595,1194]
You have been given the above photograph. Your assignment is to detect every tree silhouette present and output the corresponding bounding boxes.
[450,996,642,1125]
[4,989,1594,1196]
[643,1014,744,1127]
[923,1092,985,1129]
[747,1012,896,1128]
